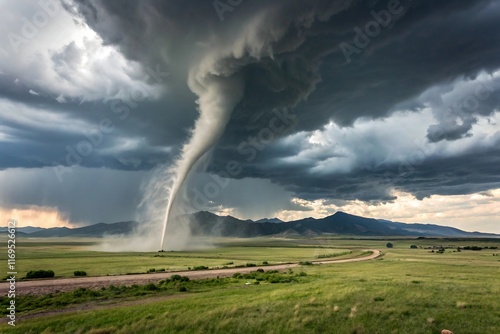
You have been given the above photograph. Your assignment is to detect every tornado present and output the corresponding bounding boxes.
[70,0,409,252]
[160,72,244,250]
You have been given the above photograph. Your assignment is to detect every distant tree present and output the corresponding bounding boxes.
[410,245,418,249]
[386,242,394,248]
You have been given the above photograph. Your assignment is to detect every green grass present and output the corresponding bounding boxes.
[0,236,350,278]
[0,271,307,316]
[2,237,500,333]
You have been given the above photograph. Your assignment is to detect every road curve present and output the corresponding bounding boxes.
[0,250,381,296]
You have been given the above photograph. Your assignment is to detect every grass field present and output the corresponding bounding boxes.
[0,236,356,278]
[1,236,499,333]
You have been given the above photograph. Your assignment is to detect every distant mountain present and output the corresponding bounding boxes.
[1,221,139,238]
[183,211,499,238]
[2,212,497,238]
[0,226,45,234]
[255,218,284,224]
[27,227,73,237]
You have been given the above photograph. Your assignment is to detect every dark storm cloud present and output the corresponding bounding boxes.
[215,133,500,203]
[2,0,500,209]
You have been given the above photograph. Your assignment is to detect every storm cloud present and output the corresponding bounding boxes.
[0,0,499,230]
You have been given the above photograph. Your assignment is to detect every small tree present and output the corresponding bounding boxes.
[386,242,394,248]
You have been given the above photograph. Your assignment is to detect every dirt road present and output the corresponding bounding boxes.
[0,250,381,296]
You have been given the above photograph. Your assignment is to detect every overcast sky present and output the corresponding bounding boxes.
[0,0,499,233]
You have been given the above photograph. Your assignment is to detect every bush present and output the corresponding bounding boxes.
[256,268,264,273]
[26,270,55,279]
[299,261,313,266]
[179,286,187,292]
[262,261,269,265]
[463,246,483,251]
[74,270,87,277]
[193,266,209,270]
[386,242,394,248]
[245,263,257,267]
[410,245,418,249]
[143,283,157,291]
[147,268,156,273]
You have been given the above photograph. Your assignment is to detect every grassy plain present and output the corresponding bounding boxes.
[0,236,353,278]
[1,236,499,333]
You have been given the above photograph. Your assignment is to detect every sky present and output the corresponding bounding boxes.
[0,0,499,233]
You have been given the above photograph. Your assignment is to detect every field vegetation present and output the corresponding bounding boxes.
[0,236,498,333]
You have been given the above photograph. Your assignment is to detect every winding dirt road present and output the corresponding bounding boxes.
[0,250,381,296]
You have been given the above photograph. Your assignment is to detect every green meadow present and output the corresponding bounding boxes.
[1,236,499,333]
[0,237,355,278]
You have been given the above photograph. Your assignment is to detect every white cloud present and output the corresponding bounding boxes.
[0,1,164,102]
[56,94,66,103]
[276,107,500,176]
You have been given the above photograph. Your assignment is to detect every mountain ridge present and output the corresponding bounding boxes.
[1,211,498,238]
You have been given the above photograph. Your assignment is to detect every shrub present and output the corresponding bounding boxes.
[179,286,187,292]
[386,242,394,248]
[74,270,87,277]
[245,263,257,267]
[256,268,264,273]
[158,268,165,272]
[26,270,55,279]
[463,246,483,251]
[410,245,418,249]
[147,268,156,273]
[73,288,87,297]
[143,283,157,291]
[193,265,209,270]
[262,261,268,265]
[299,261,313,266]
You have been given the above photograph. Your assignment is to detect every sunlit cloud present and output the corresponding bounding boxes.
[0,206,73,228]
[275,189,500,234]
